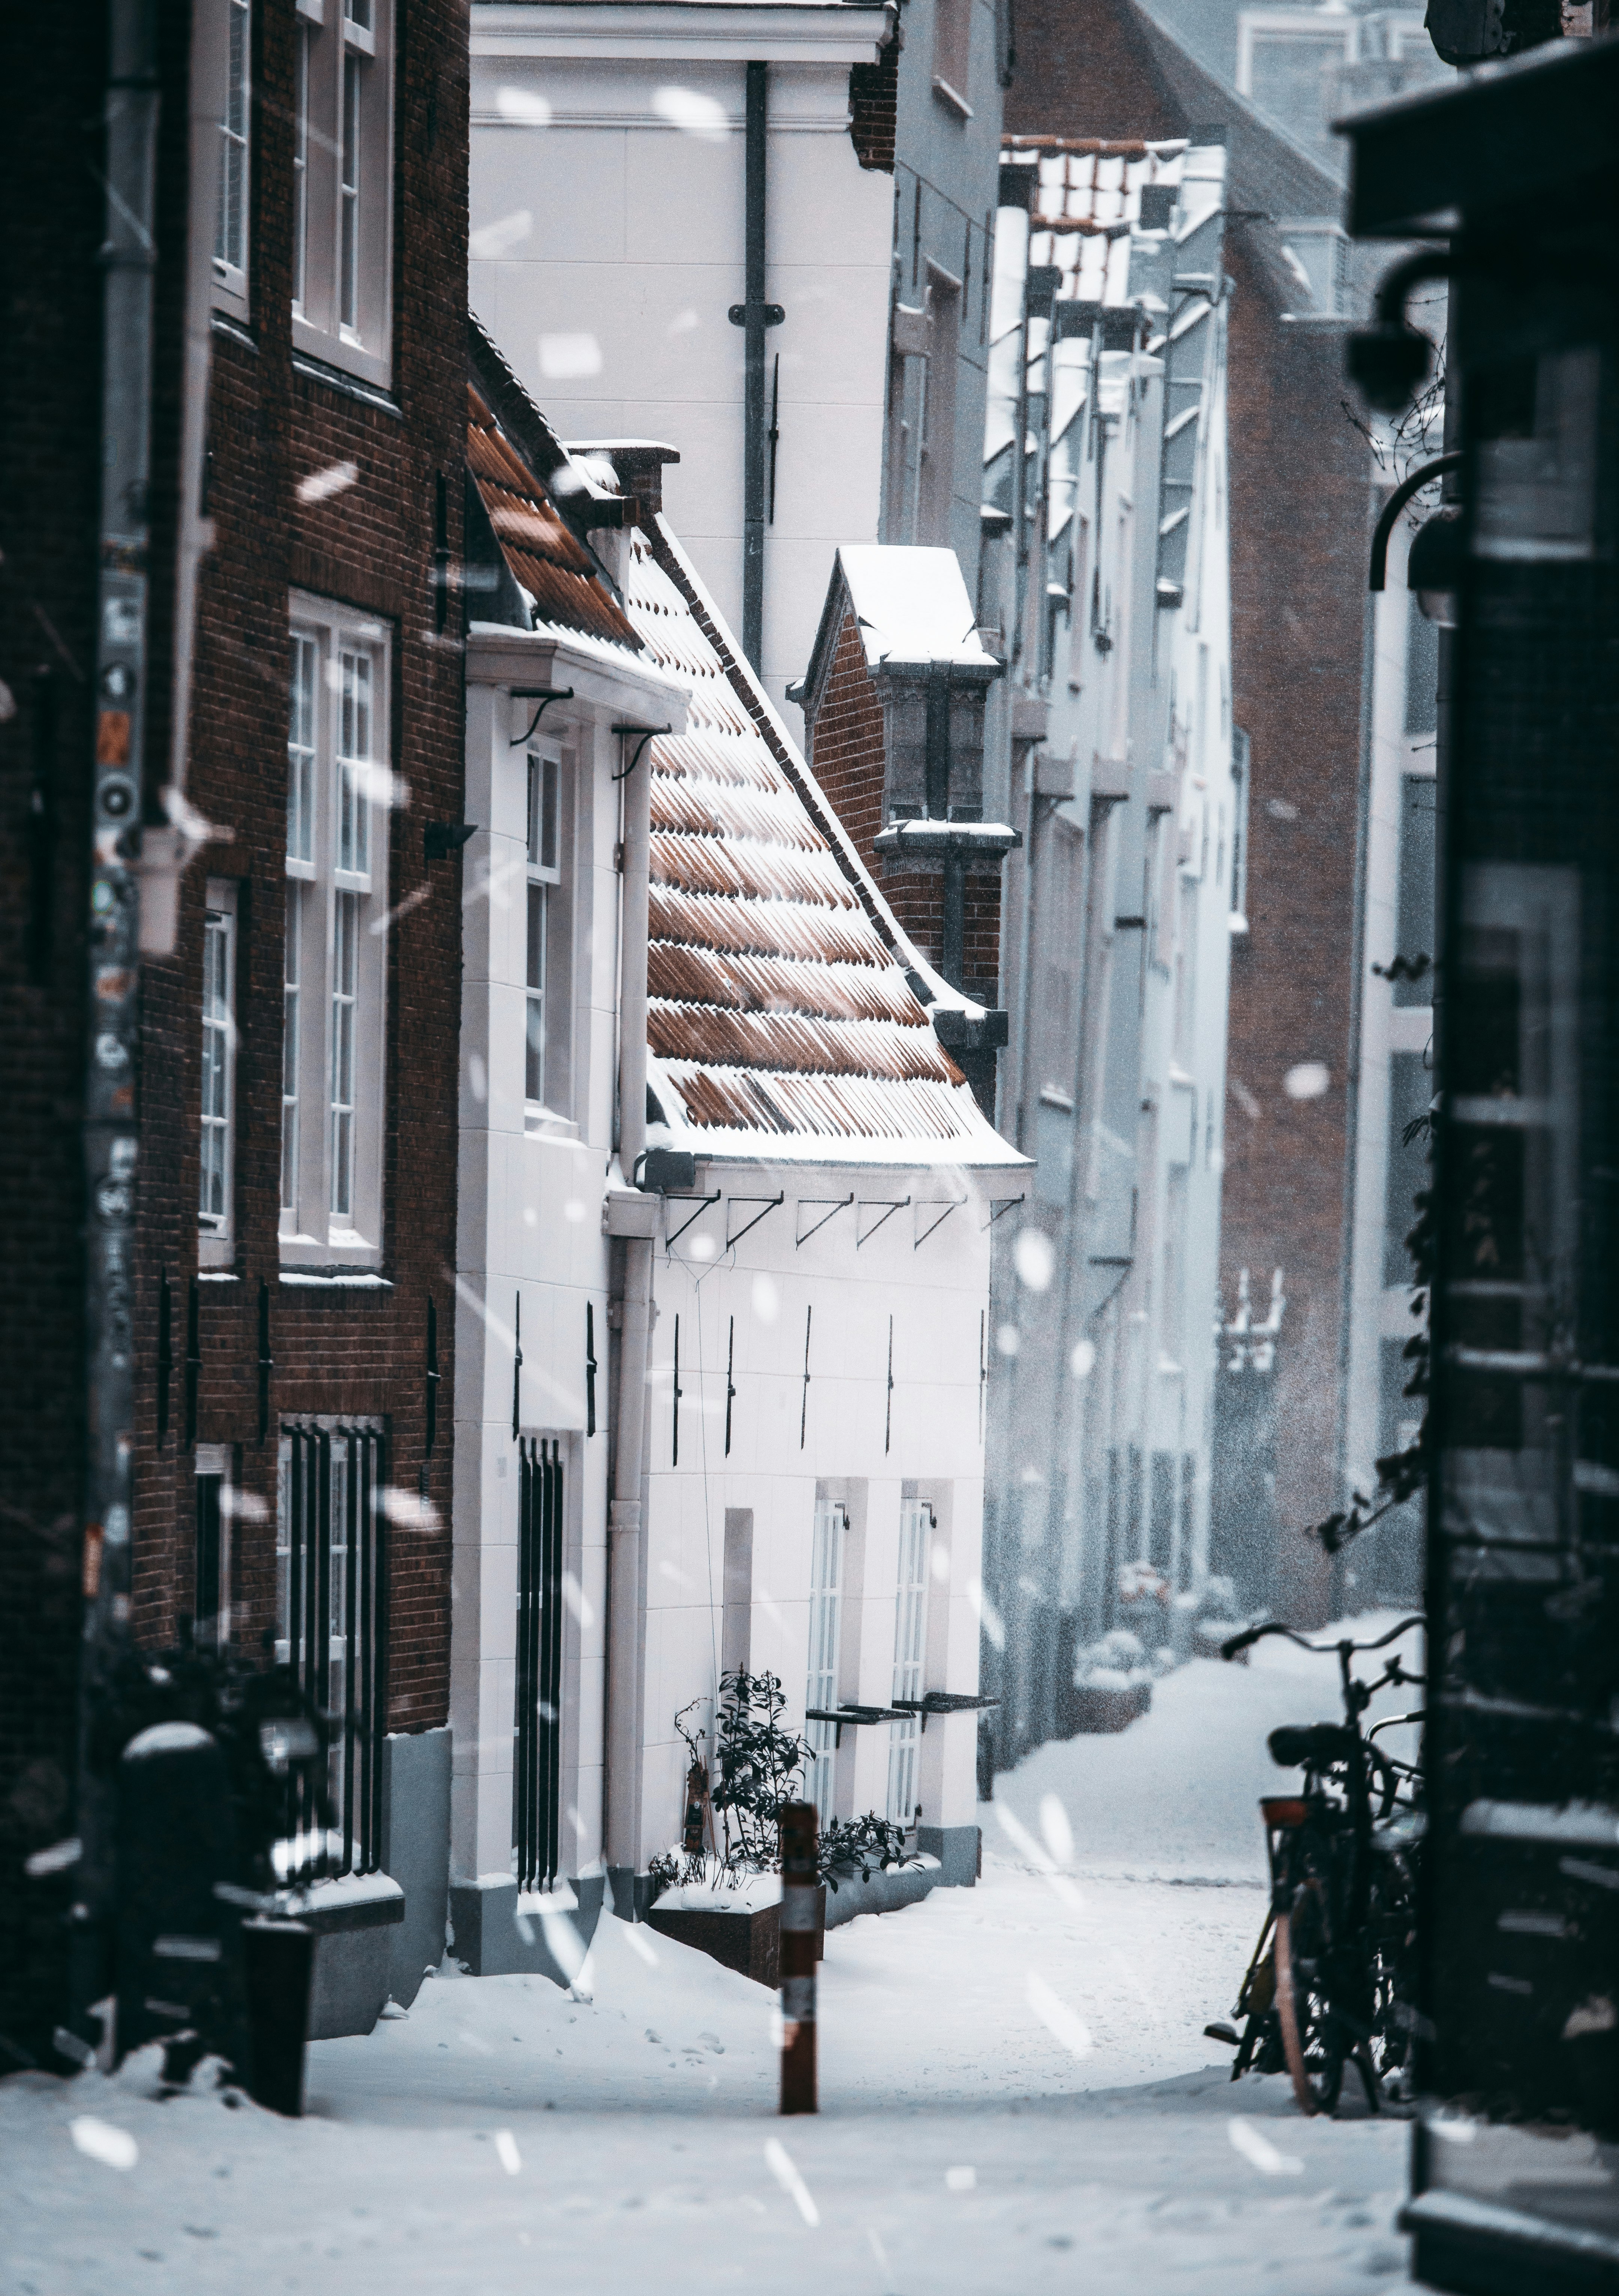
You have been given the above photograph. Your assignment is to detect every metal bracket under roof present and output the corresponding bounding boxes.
[914,1199,967,1250]
[981,1196,1027,1231]
[796,1195,853,1248]
[612,722,670,782]
[663,1192,721,1249]
[725,1193,784,1251]
[509,687,574,746]
[857,1197,911,1247]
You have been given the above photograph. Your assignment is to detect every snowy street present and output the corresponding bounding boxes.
[3,1634,1423,2294]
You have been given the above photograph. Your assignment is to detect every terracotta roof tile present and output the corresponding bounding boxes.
[467,386,637,647]
[624,522,1017,1155]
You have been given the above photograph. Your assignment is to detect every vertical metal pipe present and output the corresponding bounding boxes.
[742,60,768,671]
[924,661,951,818]
[607,708,655,1894]
[75,0,161,1964]
[779,1801,818,2112]
[942,851,967,989]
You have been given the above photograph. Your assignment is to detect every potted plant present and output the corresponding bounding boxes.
[645,1674,922,1984]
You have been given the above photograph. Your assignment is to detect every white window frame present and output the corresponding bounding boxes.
[1229,726,1251,928]
[203,0,253,321]
[195,1444,234,1650]
[281,593,391,1268]
[887,1498,933,1825]
[524,747,562,1113]
[932,0,974,118]
[804,1499,847,1824]
[199,879,239,1266]
[291,0,395,389]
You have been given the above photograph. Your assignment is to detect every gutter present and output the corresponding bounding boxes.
[605,646,656,1906]
[132,33,219,957]
[738,59,778,671]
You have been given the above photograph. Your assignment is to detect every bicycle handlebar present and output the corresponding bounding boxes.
[1220,1614,1424,1664]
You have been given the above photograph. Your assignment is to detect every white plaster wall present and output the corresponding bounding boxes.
[631,1167,994,1861]
[452,673,644,1885]
[1344,522,1434,1511]
[468,32,893,734]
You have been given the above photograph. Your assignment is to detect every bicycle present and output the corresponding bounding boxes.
[1203,1614,1425,2115]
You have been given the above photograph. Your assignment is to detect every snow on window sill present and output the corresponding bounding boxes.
[525,1108,580,1141]
[279,1270,394,1289]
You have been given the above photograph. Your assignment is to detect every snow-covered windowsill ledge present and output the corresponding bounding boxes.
[289,1870,405,1934]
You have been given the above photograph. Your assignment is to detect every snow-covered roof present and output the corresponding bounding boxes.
[469,339,1022,1171]
[819,545,1001,681]
[1000,136,1227,310]
[467,384,639,647]
[627,523,1022,1168]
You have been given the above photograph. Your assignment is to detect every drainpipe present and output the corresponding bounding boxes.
[925,659,970,985]
[132,34,219,958]
[606,707,654,1900]
[74,0,162,2006]
[741,60,769,671]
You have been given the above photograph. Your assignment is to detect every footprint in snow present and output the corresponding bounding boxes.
[645,2029,661,2044]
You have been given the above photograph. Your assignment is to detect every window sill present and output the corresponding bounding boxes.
[931,75,973,120]
[198,1269,240,1283]
[524,1109,580,1141]
[279,1269,394,1289]
[292,344,399,418]
[209,310,258,356]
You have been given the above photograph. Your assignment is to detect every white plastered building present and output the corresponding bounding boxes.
[449,332,1024,1969]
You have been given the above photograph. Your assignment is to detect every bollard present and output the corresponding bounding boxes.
[778,1801,817,2114]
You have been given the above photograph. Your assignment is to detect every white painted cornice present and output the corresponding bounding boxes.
[465,621,691,726]
[471,1,891,66]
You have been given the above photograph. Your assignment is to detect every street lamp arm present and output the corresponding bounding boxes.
[1369,452,1464,593]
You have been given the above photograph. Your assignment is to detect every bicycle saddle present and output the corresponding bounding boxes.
[1268,1722,1353,1769]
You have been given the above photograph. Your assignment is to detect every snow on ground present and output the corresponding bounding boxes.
[991,1610,1425,1888]
[0,1619,1423,2294]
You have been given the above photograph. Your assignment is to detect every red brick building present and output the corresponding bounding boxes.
[0,0,467,2067]
[797,545,1013,1116]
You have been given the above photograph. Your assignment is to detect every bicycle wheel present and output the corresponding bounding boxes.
[1275,1876,1345,2115]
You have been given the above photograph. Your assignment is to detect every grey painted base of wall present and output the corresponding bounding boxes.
[449,1874,605,1983]
[381,1726,452,2009]
[607,1866,657,1923]
[304,1885,405,2042]
[917,1824,980,1888]
[308,1925,395,2041]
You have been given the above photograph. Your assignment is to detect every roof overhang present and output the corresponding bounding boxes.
[466,622,691,727]
[472,1,892,67]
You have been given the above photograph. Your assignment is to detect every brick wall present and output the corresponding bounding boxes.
[1218,227,1368,1623]
[127,0,471,1725]
[807,604,1004,1006]
[849,37,899,173]
[807,608,887,857]
[0,0,470,2067]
